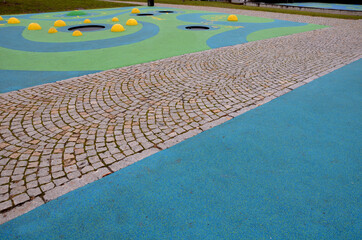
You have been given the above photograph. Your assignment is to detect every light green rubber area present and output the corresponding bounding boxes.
[66,10,88,16]
[247,24,328,42]
[32,10,116,20]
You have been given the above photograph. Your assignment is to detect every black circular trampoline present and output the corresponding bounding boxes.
[185,26,210,30]
[136,13,154,16]
[68,25,105,32]
[158,11,175,13]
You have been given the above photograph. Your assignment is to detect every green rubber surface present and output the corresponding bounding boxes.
[0,6,327,92]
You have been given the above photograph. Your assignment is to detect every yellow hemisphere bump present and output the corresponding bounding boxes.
[8,17,20,24]
[28,23,41,30]
[72,30,82,36]
[126,18,138,26]
[111,24,125,32]
[54,20,66,27]
[112,17,119,22]
[131,8,140,14]
[0,16,3,21]
[84,19,91,23]
[48,27,58,33]
[227,15,238,21]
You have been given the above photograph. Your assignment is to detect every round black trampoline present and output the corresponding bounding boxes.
[185,26,210,30]
[136,13,154,16]
[158,10,175,13]
[68,25,105,32]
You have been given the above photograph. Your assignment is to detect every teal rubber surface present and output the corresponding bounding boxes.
[0,70,99,93]
[276,2,362,11]
[0,59,361,239]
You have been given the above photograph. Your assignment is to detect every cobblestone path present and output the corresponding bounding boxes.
[0,4,361,224]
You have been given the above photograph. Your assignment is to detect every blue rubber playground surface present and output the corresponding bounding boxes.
[276,2,362,11]
[0,59,361,239]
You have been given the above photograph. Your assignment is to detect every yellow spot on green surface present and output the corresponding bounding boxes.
[225,26,243,29]
[210,16,225,21]
[84,19,91,24]
[112,17,119,22]
[151,16,165,21]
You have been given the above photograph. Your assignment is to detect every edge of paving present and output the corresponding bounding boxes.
[1,56,360,225]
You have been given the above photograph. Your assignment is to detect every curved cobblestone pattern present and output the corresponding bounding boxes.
[0,4,362,223]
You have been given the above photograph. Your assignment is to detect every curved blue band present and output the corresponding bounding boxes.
[177,13,306,48]
[0,21,159,52]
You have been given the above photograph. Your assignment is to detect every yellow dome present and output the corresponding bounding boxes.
[54,20,66,27]
[0,16,3,21]
[84,19,91,23]
[48,27,58,33]
[112,17,119,22]
[8,17,20,24]
[28,23,41,30]
[111,24,125,32]
[126,18,138,26]
[227,15,238,21]
[131,8,140,14]
[72,30,83,36]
